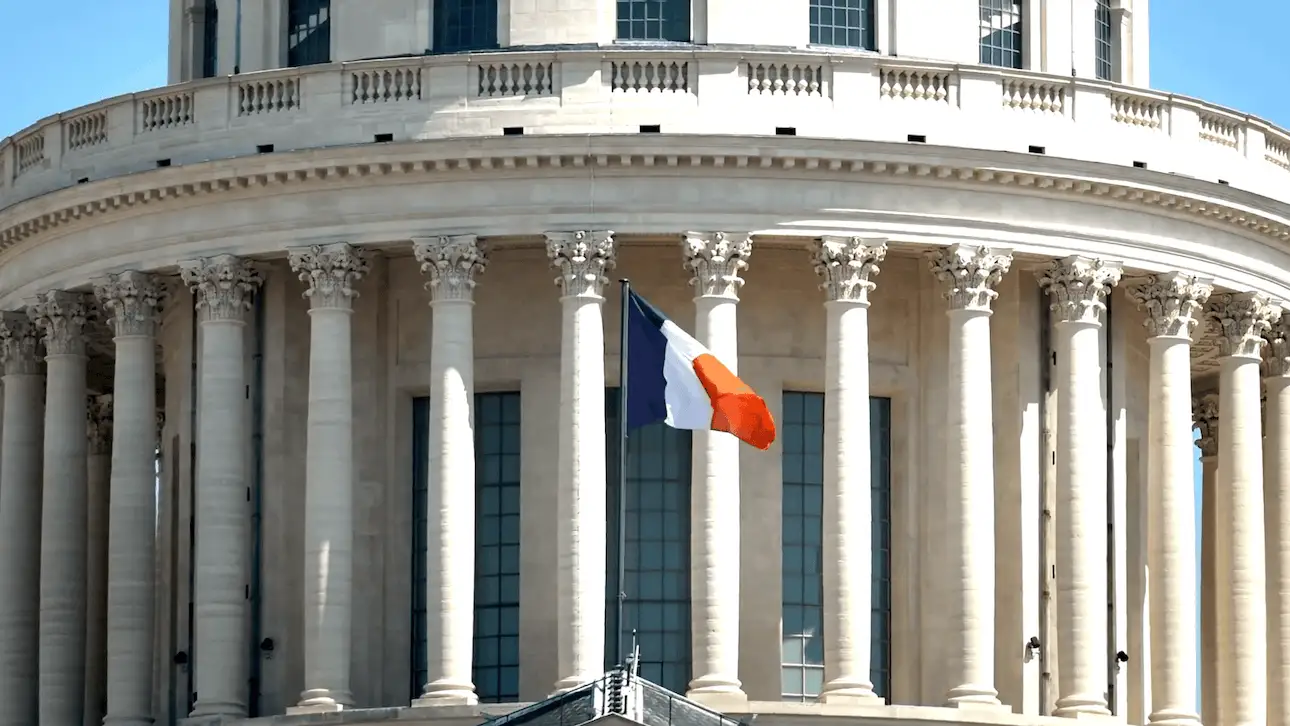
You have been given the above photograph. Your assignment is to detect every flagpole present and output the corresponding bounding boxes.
[616,278,631,667]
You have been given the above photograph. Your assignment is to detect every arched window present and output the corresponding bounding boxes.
[287,0,331,68]
[979,0,1023,69]
[616,0,690,43]
[433,0,499,53]
[809,0,876,51]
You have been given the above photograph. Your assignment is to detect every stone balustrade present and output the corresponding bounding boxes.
[2,47,1288,213]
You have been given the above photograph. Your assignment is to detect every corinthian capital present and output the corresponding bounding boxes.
[1193,393,1219,457]
[811,236,887,304]
[27,290,94,356]
[179,255,263,323]
[1038,256,1123,324]
[545,231,615,298]
[288,244,370,310]
[683,232,752,299]
[94,271,166,338]
[1206,292,1280,359]
[0,311,42,375]
[1126,272,1213,340]
[1265,318,1290,378]
[928,244,1012,312]
[413,235,487,303]
[87,394,113,455]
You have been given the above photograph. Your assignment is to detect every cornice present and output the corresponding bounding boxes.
[2,135,1289,256]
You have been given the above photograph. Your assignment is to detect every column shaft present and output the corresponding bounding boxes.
[1040,256,1121,718]
[813,236,886,703]
[181,255,262,719]
[930,244,1012,707]
[413,235,484,705]
[288,244,369,712]
[85,395,112,726]
[1209,292,1277,726]
[685,232,749,702]
[1193,396,1219,726]
[0,313,44,726]
[1266,362,1290,726]
[547,231,613,694]
[32,291,92,726]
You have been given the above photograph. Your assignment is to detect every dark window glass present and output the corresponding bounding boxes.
[808,0,875,50]
[434,0,499,53]
[201,1,218,78]
[780,393,892,701]
[1094,0,1113,81]
[412,392,522,702]
[979,0,1023,69]
[605,390,693,693]
[616,0,690,42]
[287,0,331,68]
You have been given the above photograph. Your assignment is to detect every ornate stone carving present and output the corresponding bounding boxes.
[682,231,753,299]
[288,243,371,309]
[413,235,488,303]
[0,311,42,375]
[27,290,94,356]
[1193,393,1220,458]
[927,244,1012,312]
[1266,319,1290,378]
[1126,272,1213,340]
[94,271,165,338]
[811,236,887,304]
[87,394,113,455]
[1206,292,1280,359]
[179,255,263,323]
[545,231,615,298]
[1037,256,1123,324]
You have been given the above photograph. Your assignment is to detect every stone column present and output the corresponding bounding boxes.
[285,244,370,713]
[683,231,752,704]
[84,394,112,726]
[546,230,614,694]
[810,236,887,703]
[0,313,44,726]
[179,255,263,719]
[1265,319,1290,726]
[29,290,94,726]
[1128,274,1211,726]
[1038,255,1122,718]
[1193,395,1220,726]
[929,244,1013,707]
[95,271,165,726]
[1208,292,1278,726]
[412,235,487,706]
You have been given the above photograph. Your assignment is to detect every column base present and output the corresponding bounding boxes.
[186,701,246,722]
[944,701,1012,713]
[819,677,883,706]
[551,675,594,696]
[1145,710,1202,726]
[286,703,344,715]
[685,689,748,711]
[1052,698,1115,720]
[413,687,479,708]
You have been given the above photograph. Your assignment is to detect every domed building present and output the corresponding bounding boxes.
[0,1,1286,725]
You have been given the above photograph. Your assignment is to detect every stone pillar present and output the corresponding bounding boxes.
[84,394,113,726]
[546,230,614,694]
[1265,319,1290,726]
[1038,255,1122,718]
[1208,292,1278,726]
[1193,395,1220,726]
[1128,274,1211,726]
[929,244,1013,707]
[0,313,44,726]
[179,255,263,719]
[285,244,370,713]
[683,231,751,704]
[30,290,94,726]
[411,235,487,706]
[810,236,887,703]
[95,271,165,726]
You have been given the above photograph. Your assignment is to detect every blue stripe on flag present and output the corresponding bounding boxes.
[625,290,670,429]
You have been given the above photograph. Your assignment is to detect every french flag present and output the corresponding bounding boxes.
[623,288,776,450]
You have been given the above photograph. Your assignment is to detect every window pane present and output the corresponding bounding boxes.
[617,0,691,42]
[1094,0,1113,80]
[287,0,331,67]
[978,0,1023,69]
[781,392,892,700]
[434,0,499,53]
[605,389,692,694]
[810,0,875,49]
